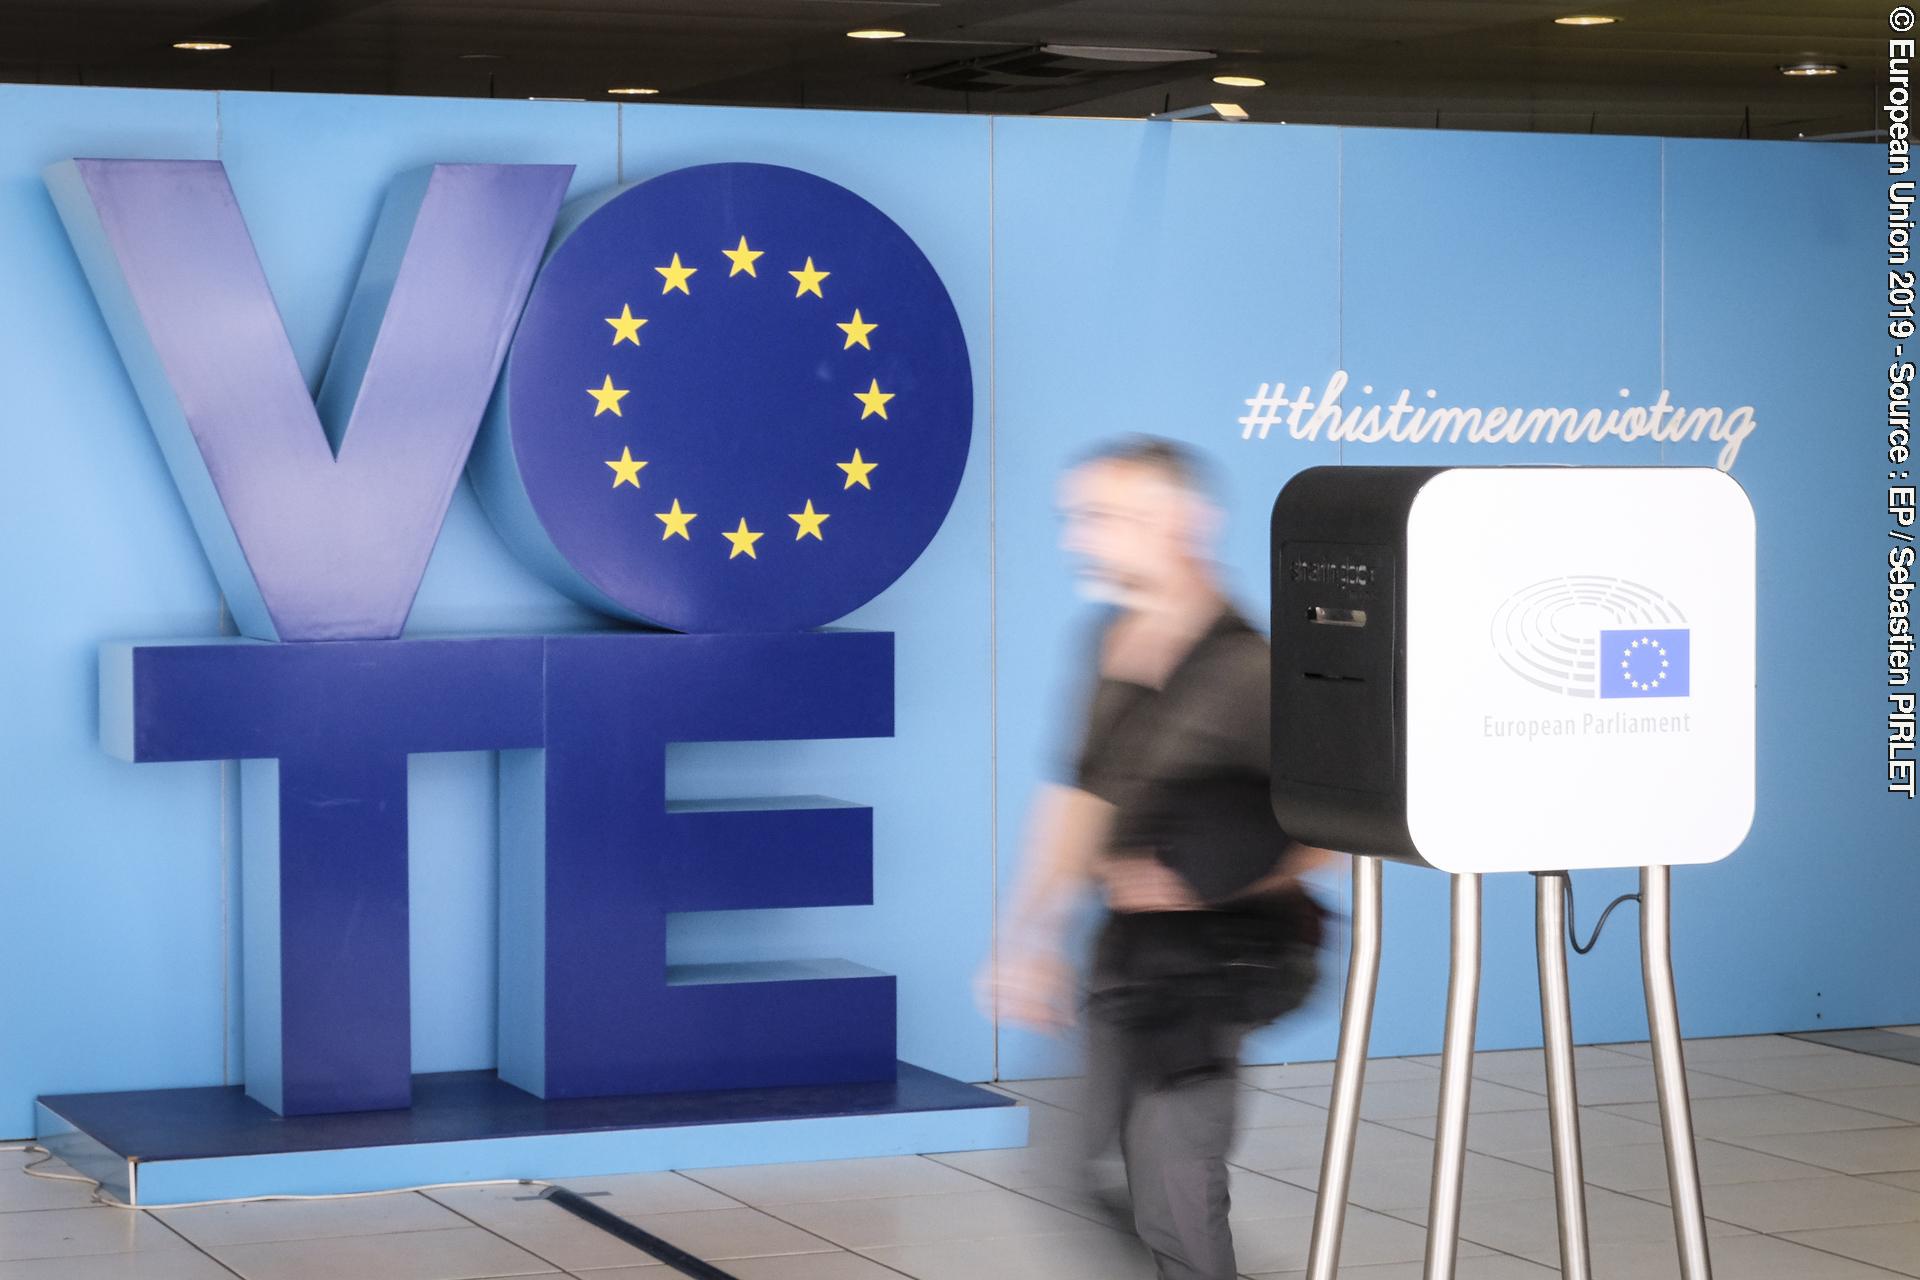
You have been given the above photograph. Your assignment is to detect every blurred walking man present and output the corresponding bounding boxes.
[986,436,1331,1280]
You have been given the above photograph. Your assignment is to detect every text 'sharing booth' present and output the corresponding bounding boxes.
[1268,465,1756,1280]
[1271,464,1756,873]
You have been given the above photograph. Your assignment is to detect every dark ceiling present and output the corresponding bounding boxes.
[0,1,1888,141]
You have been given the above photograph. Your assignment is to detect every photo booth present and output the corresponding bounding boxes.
[1272,465,1757,1280]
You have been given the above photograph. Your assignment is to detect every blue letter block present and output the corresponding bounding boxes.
[102,638,545,1115]
[499,630,898,1099]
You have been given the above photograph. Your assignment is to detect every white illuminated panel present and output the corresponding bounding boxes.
[1404,468,1755,873]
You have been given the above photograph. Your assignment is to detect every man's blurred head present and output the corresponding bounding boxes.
[1059,437,1222,608]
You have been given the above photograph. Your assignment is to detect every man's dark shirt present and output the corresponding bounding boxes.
[1070,605,1325,1076]
[1074,605,1297,903]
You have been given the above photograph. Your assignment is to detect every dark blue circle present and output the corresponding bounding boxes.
[504,163,973,632]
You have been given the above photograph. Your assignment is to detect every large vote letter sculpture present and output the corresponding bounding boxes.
[50,158,973,1116]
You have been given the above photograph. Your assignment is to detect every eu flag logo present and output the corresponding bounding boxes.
[489,163,974,633]
[1598,628,1691,698]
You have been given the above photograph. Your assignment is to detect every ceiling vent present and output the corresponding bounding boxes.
[907,44,1214,93]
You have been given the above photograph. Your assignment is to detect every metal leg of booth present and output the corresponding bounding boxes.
[1422,872,1481,1280]
[1305,855,1384,1280]
[1642,864,1714,1280]
[1535,871,1594,1280]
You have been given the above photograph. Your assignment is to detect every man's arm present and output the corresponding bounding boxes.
[980,783,1112,1029]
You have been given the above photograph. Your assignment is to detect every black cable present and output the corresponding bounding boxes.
[539,1185,744,1280]
[1560,873,1640,956]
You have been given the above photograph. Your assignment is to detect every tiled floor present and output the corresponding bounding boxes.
[5,1028,1920,1279]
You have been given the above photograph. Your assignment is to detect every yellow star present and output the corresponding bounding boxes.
[656,499,696,540]
[837,309,877,350]
[605,305,647,346]
[656,252,697,295]
[854,378,894,420]
[790,500,830,540]
[837,449,877,490]
[723,236,764,278]
[588,375,630,417]
[605,447,647,489]
[723,518,764,560]
[789,257,829,298]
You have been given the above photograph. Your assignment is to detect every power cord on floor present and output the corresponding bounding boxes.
[4,1142,744,1278]
[3,1141,542,1210]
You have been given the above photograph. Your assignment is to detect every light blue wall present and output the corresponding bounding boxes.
[0,84,1903,1133]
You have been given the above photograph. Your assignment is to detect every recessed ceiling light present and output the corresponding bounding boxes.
[1213,75,1266,88]
[1553,14,1618,25]
[459,53,503,61]
[847,29,906,40]
[172,40,232,51]
[608,87,660,96]
[1779,61,1844,76]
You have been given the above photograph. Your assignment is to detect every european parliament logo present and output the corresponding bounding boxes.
[1597,628,1691,699]
[1491,575,1692,700]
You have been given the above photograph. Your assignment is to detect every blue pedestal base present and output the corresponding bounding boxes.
[36,1063,1027,1207]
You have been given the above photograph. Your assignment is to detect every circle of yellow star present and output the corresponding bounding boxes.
[854,378,894,420]
[588,375,629,417]
[837,310,877,350]
[656,499,696,540]
[605,305,647,346]
[790,500,830,541]
[605,447,647,489]
[789,257,829,298]
[723,236,764,277]
[837,449,877,490]
[656,253,697,295]
[723,518,765,560]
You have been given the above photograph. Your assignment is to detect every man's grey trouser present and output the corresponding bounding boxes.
[1081,1011,1245,1280]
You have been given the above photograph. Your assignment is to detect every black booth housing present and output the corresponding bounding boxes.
[1269,466,1442,864]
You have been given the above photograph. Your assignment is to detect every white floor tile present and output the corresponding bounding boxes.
[156,1191,465,1247]
[1380,1105,1667,1155]
[208,1225,557,1280]
[1236,1088,1336,1129]
[1870,1169,1920,1192]
[1808,1086,1920,1125]
[0,1149,100,1213]
[1551,1231,1915,1280]
[1598,1093,1906,1139]
[620,1208,836,1261]
[859,1224,1156,1280]
[768,1187,1101,1250]
[1607,1035,1846,1064]
[1695,1053,1920,1094]
[1229,1206,1477,1273]
[1534,1065,1772,1107]
[1249,1256,1558,1280]
[1780,1220,1920,1277]
[1240,1058,1439,1090]
[1230,1120,1433,1174]
[1723,1126,1920,1176]
[718,1254,910,1280]
[680,1156,988,1207]
[1391,1185,1748,1259]
[1640,1173,1920,1232]
[1260,1152,1554,1214]
[0,1206,189,1263]
[1274,1076,1545,1121]
[0,1250,248,1279]
[1500,1135,1834,1192]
